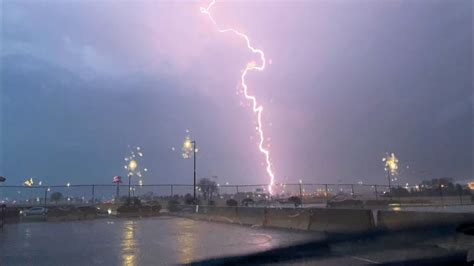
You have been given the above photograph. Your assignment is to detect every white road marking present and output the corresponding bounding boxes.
[350,255,380,264]
[288,213,301,218]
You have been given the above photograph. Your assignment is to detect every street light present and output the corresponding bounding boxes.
[128,159,137,200]
[383,153,399,194]
[24,178,34,187]
[183,138,197,201]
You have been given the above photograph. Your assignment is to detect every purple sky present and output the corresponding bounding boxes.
[1,0,472,187]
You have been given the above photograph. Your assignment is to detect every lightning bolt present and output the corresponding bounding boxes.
[200,0,275,194]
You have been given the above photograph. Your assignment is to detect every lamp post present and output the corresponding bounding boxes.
[0,176,5,208]
[128,160,137,201]
[383,153,398,196]
[0,176,4,229]
[298,179,303,207]
[183,138,197,201]
[386,171,392,193]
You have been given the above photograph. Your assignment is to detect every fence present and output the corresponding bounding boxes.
[0,182,472,208]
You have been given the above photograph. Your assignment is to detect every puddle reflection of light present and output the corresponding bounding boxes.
[176,219,197,264]
[23,227,32,248]
[389,203,401,211]
[121,220,137,266]
[248,233,273,247]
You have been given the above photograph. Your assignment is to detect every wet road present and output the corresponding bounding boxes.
[0,216,469,265]
[0,217,320,265]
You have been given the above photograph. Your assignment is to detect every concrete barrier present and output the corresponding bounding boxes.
[264,208,311,230]
[377,210,474,230]
[173,206,375,232]
[308,208,375,233]
[236,207,266,227]
[197,206,237,223]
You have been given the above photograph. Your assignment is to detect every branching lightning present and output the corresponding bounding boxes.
[200,0,275,194]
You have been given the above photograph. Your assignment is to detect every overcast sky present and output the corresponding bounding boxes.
[0,0,472,187]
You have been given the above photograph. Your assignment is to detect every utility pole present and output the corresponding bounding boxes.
[44,188,48,208]
[128,174,132,201]
[387,172,392,199]
[192,140,197,202]
[298,181,303,207]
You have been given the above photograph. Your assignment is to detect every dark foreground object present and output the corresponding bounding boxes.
[116,197,162,217]
[187,223,473,266]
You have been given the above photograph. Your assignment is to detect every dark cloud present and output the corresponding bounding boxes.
[0,0,472,187]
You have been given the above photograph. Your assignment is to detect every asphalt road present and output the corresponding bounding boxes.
[0,216,470,265]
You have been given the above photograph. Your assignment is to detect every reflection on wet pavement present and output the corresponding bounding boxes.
[176,218,197,264]
[0,216,318,265]
[121,220,137,266]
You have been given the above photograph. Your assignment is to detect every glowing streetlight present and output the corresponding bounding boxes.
[129,160,137,172]
[23,178,34,187]
[182,137,197,201]
[184,139,192,149]
[382,153,399,192]
[468,182,474,190]
[123,146,147,202]
[127,160,138,200]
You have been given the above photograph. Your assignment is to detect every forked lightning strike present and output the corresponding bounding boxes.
[200,0,275,194]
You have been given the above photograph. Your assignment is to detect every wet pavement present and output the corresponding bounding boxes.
[0,216,320,265]
[0,216,470,265]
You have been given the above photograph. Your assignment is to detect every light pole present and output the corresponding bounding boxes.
[298,179,303,207]
[0,176,5,209]
[128,160,137,202]
[387,171,392,193]
[190,141,197,201]
[183,138,197,201]
[383,153,398,197]
[128,174,132,200]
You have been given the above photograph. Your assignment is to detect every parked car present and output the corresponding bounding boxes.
[22,207,48,216]
[95,207,110,217]
[327,194,363,208]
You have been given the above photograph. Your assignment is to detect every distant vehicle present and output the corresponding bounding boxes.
[327,194,363,208]
[95,207,109,217]
[22,207,48,216]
